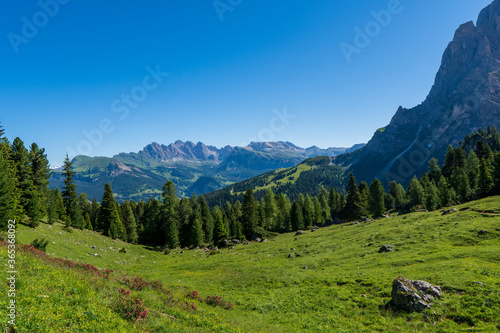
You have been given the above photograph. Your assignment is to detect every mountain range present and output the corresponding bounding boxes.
[49,141,364,201]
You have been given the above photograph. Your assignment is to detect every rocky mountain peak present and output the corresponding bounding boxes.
[477,0,500,30]
[336,1,500,187]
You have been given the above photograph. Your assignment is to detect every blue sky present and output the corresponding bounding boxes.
[0,0,493,167]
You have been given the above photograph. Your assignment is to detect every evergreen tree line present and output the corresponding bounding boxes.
[0,124,51,229]
[2,123,500,252]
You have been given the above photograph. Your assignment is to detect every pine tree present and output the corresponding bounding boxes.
[328,187,339,218]
[476,140,493,162]
[290,201,304,231]
[189,208,204,247]
[162,181,179,249]
[453,171,471,203]
[263,189,277,230]
[28,143,51,216]
[478,157,493,197]
[428,158,442,183]
[493,152,500,194]
[319,188,331,222]
[442,145,456,179]
[312,196,323,225]
[368,178,385,218]
[121,201,138,243]
[61,155,83,227]
[437,176,453,207]
[358,182,369,217]
[98,183,123,239]
[84,213,93,230]
[212,207,228,247]
[177,198,193,247]
[407,176,425,208]
[0,146,21,230]
[389,181,405,209]
[465,151,480,193]
[241,189,257,240]
[275,193,291,232]
[425,183,440,211]
[343,173,363,221]
[10,138,34,214]
[199,195,214,243]
[302,195,314,228]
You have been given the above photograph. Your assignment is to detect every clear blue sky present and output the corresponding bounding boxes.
[0,0,493,167]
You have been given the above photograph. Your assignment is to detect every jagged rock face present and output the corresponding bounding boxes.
[340,0,500,187]
[391,277,442,312]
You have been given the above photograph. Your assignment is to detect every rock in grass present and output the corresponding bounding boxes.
[441,208,458,216]
[295,230,306,236]
[391,277,442,312]
[378,244,394,253]
[479,229,488,235]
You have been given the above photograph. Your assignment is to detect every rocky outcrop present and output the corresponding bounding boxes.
[336,0,500,187]
[391,277,442,312]
[378,244,394,253]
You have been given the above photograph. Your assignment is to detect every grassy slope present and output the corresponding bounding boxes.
[8,197,500,332]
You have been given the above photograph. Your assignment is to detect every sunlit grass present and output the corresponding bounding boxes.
[7,196,500,332]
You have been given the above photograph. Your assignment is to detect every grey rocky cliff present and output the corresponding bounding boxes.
[337,0,500,187]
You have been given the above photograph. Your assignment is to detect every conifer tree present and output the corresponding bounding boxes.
[275,193,291,232]
[212,207,228,247]
[162,180,179,249]
[302,195,314,228]
[425,183,440,211]
[478,157,493,197]
[453,171,471,203]
[98,183,123,239]
[494,152,500,194]
[465,151,480,191]
[227,202,244,241]
[84,213,93,230]
[368,178,385,218]
[328,187,338,217]
[189,207,204,247]
[11,138,36,216]
[428,158,442,183]
[263,189,277,230]
[241,189,257,239]
[199,195,214,243]
[312,196,323,225]
[0,146,21,229]
[319,187,331,222]
[61,155,83,227]
[121,201,138,243]
[437,176,453,207]
[389,181,405,209]
[290,201,304,231]
[178,198,193,247]
[28,143,51,215]
[343,173,363,221]
[407,176,425,208]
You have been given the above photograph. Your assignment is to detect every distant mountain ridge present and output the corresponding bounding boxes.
[50,140,365,201]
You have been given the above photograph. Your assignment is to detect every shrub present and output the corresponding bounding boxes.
[119,247,127,253]
[205,295,233,310]
[31,238,49,252]
[186,290,202,302]
[114,290,148,321]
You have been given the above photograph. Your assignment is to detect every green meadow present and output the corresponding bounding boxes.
[2,196,500,332]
